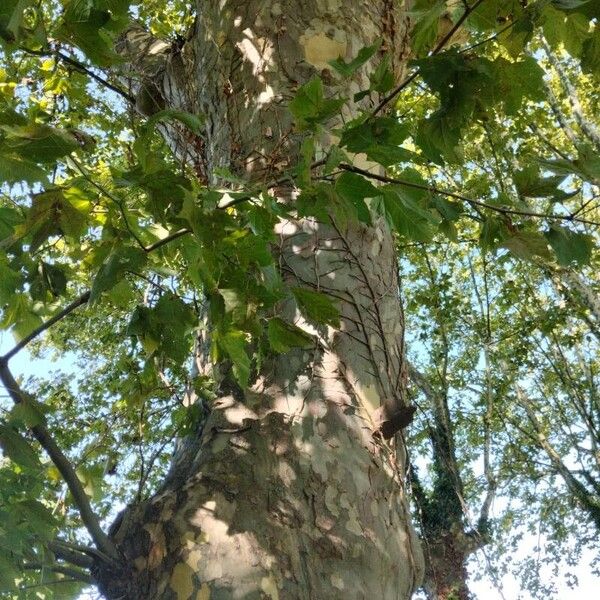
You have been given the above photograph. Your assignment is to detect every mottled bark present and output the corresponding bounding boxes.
[94,1,424,598]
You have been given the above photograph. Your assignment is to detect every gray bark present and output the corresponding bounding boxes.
[94,1,424,598]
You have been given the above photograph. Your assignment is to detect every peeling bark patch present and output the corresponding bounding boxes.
[169,562,196,599]
[300,31,346,69]
[330,573,345,590]
[260,574,280,599]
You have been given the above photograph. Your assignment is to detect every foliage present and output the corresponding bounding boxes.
[0,0,598,598]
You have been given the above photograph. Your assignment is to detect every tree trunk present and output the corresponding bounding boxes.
[94,2,424,598]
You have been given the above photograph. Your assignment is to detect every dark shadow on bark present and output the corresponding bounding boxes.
[95,350,422,599]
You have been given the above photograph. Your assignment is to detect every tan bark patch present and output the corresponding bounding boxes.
[260,574,280,599]
[300,32,346,69]
[169,562,195,599]
[196,583,211,600]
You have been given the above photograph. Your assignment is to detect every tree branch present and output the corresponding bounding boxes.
[338,163,600,226]
[0,361,118,561]
[49,539,114,565]
[144,227,191,252]
[542,38,600,153]
[47,540,94,569]
[23,562,93,584]
[55,50,135,105]
[0,292,91,364]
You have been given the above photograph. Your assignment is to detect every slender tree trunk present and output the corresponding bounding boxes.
[408,381,477,600]
[94,2,424,598]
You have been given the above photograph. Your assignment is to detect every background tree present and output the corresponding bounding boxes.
[399,18,600,597]
[0,1,599,599]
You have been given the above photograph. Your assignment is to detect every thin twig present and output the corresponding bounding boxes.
[372,0,487,117]
[372,70,420,117]
[20,46,135,105]
[432,0,487,54]
[145,228,191,252]
[459,20,517,54]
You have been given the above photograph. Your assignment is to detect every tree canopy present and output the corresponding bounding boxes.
[0,0,599,598]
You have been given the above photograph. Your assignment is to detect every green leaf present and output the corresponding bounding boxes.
[292,287,340,327]
[127,294,196,362]
[0,292,43,339]
[36,261,68,298]
[544,225,593,266]
[22,189,87,252]
[154,293,197,358]
[551,0,593,9]
[543,6,591,57]
[470,0,523,31]
[127,305,159,355]
[0,424,41,469]
[581,28,600,77]
[368,55,395,93]
[514,165,566,198]
[0,552,19,589]
[339,117,410,166]
[502,231,552,261]
[494,57,545,115]
[0,206,22,241]
[416,113,462,164]
[1,123,80,163]
[296,184,332,222]
[289,77,345,130]
[335,171,378,224]
[17,499,56,535]
[575,143,600,181]
[479,217,508,252]
[9,400,46,428]
[433,196,463,221]
[135,109,205,166]
[267,317,314,353]
[56,1,121,66]
[0,153,48,184]
[379,188,436,242]
[500,8,535,57]
[76,463,105,501]
[0,0,44,47]
[329,41,380,77]
[409,0,446,57]
[0,255,20,304]
[324,145,350,174]
[220,330,251,388]
[90,246,147,303]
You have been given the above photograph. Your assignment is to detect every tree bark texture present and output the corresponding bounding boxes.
[408,366,481,600]
[95,2,424,598]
